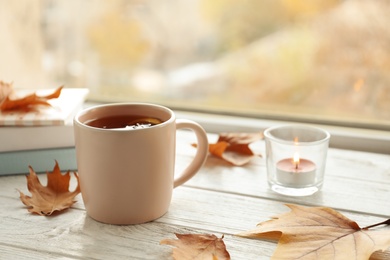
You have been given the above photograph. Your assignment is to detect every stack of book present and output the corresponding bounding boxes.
[0,88,89,175]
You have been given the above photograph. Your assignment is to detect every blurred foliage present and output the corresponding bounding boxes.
[88,3,150,68]
[200,0,339,53]
[73,0,390,124]
[216,0,390,119]
[281,0,340,19]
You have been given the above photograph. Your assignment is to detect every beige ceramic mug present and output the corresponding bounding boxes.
[74,103,208,224]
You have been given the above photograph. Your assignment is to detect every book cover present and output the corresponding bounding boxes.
[0,124,75,152]
[0,147,77,175]
[0,88,89,152]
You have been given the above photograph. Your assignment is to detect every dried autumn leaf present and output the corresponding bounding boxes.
[194,132,263,166]
[0,86,63,111]
[0,80,13,102]
[238,204,390,260]
[160,233,231,260]
[18,161,81,216]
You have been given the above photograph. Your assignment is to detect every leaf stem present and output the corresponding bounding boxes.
[362,218,390,230]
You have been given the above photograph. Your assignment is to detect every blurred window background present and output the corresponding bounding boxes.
[1,0,389,130]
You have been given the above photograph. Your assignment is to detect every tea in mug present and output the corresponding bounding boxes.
[85,115,162,129]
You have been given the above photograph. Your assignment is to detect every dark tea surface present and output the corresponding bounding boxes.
[85,115,162,129]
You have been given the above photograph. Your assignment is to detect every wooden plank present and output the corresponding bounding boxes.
[3,140,390,218]
[0,244,73,259]
[0,130,389,259]
[175,132,390,216]
[0,194,274,259]
[1,186,389,259]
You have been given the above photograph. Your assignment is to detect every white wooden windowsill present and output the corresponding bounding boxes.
[83,102,390,154]
[1,129,389,259]
[175,110,390,154]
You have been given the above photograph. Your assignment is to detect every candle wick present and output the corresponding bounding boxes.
[295,163,299,170]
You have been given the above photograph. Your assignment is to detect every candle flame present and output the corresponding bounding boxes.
[293,153,300,169]
[293,138,300,169]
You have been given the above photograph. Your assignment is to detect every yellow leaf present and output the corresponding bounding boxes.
[238,204,390,260]
[160,233,230,260]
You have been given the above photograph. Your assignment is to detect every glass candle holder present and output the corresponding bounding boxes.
[264,125,330,196]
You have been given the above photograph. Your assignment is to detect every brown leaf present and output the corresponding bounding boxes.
[160,233,231,260]
[216,132,263,165]
[195,132,263,166]
[18,161,81,216]
[0,86,63,111]
[238,204,390,260]
[217,132,263,146]
[209,141,230,158]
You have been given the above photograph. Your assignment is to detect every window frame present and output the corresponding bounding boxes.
[174,110,390,154]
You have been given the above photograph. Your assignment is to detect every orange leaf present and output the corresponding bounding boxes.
[209,132,263,166]
[39,86,62,99]
[217,132,263,146]
[238,204,390,260]
[209,141,230,157]
[160,233,231,260]
[18,161,81,216]
[0,86,63,111]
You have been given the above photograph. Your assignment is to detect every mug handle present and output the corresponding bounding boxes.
[173,119,209,188]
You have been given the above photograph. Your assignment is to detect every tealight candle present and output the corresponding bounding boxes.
[264,124,330,196]
[276,153,316,186]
